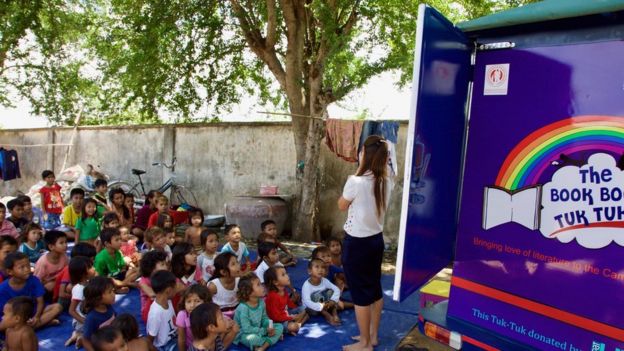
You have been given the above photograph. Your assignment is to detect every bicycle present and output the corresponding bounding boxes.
[109,157,198,208]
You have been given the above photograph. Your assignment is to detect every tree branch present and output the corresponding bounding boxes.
[265,0,278,48]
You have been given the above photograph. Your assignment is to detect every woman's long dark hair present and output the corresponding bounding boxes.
[357,135,389,218]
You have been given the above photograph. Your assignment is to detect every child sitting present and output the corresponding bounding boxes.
[254,241,283,284]
[133,190,160,240]
[145,226,172,260]
[312,245,348,293]
[93,178,110,213]
[301,258,342,326]
[208,252,241,319]
[17,195,43,227]
[191,302,239,351]
[18,223,45,266]
[234,272,284,351]
[52,242,97,310]
[171,242,202,286]
[75,199,101,246]
[0,202,19,240]
[1,296,38,351]
[156,213,177,246]
[197,229,219,282]
[176,284,212,351]
[220,224,251,271]
[94,227,139,292]
[112,313,153,351]
[34,230,69,293]
[184,208,205,249]
[147,195,174,229]
[138,250,169,323]
[0,252,63,328]
[0,236,18,283]
[109,188,132,227]
[119,225,140,268]
[62,188,85,234]
[81,276,117,351]
[90,326,127,351]
[264,266,308,336]
[66,256,95,347]
[124,193,136,224]
[260,220,296,267]
[6,198,28,235]
[147,270,179,351]
[39,170,64,231]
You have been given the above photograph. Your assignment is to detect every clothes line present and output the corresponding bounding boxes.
[0,143,73,148]
[257,111,403,122]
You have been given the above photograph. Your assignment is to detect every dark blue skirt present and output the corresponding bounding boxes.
[342,232,384,306]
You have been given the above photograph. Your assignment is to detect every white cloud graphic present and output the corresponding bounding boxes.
[541,153,624,249]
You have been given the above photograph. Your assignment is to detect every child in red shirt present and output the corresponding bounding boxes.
[39,170,64,231]
[264,266,308,335]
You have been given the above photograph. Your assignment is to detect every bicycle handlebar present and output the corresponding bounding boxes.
[152,157,177,169]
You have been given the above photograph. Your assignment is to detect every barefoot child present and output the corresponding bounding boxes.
[197,229,219,282]
[220,224,251,271]
[39,170,64,231]
[264,266,308,336]
[176,284,212,351]
[208,252,241,319]
[1,296,38,351]
[0,252,63,329]
[81,276,117,351]
[301,258,342,326]
[34,230,69,293]
[191,302,239,351]
[66,256,95,348]
[234,272,283,350]
[184,208,205,249]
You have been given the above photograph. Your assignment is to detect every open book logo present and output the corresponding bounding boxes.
[483,153,624,249]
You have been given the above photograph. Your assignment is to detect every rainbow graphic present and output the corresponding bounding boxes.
[496,116,624,190]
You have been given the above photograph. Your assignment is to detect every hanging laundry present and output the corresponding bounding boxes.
[325,119,365,162]
[0,148,21,181]
[358,121,400,175]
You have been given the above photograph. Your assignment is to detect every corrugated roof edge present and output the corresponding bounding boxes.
[458,0,624,33]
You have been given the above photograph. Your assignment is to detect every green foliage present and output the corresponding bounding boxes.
[1,0,538,125]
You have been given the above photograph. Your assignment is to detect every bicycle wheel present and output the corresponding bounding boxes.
[170,185,198,208]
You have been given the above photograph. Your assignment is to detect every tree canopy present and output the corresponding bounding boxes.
[1,0,538,125]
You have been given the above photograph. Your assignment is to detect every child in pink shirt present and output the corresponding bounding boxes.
[34,230,69,292]
[138,250,169,323]
[0,203,19,240]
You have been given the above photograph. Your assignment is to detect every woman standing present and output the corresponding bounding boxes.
[338,135,394,351]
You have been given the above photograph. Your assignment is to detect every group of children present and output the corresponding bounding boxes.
[0,169,353,351]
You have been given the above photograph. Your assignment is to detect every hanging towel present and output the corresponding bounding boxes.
[0,149,21,181]
[325,119,365,162]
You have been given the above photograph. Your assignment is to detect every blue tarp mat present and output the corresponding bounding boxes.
[37,259,420,351]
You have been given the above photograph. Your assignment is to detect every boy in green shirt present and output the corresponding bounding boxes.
[94,227,139,292]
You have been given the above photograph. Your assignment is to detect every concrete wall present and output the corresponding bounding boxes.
[0,122,407,244]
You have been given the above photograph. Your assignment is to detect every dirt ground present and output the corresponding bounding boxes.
[248,239,453,351]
